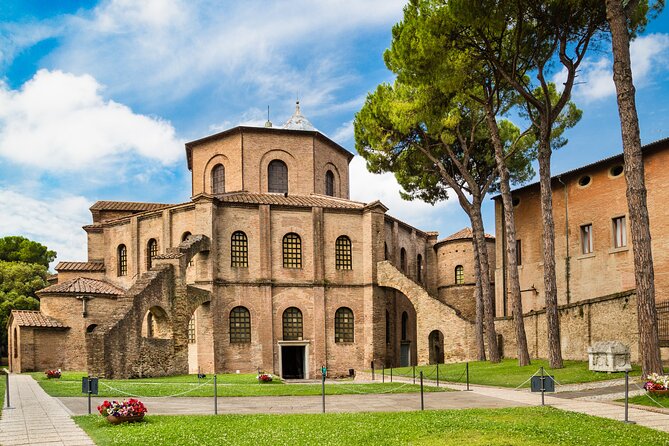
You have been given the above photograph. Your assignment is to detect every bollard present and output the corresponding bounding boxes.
[322,370,326,413]
[371,361,375,381]
[382,366,385,384]
[540,367,545,406]
[420,371,424,411]
[214,375,218,415]
[624,370,635,424]
[5,372,10,409]
[390,367,393,383]
[466,362,471,391]
[413,366,416,385]
[436,363,439,387]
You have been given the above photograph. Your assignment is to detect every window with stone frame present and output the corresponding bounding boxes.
[229,306,251,343]
[282,307,303,340]
[334,307,354,343]
[231,231,249,267]
[325,170,335,196]
[146,238,158,270]
[117,244,127,276]
[581,224,593,254]
[455,265,464,284]
[282,233,302,268]
[268,160,288,193]
[211,164,225,194]
[188,314,196,344]
[613,216,627,248]
[335,235,352,270]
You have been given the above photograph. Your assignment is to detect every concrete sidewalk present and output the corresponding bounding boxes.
[0,374,94,446]
[59,388,526,415]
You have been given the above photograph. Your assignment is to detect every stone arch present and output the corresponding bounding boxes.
[86,324,98,333]
[429,330,444,365]
[187,299,214,374]
[203,154,230,194]
[142,305,171,339]
[259,149,297,194]
[323,162,341,197]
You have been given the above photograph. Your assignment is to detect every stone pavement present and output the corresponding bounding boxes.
[0,374,94,446]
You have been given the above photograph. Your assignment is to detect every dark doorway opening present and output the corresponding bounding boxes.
[281,346,305,379]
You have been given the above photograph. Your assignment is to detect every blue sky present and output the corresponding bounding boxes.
[0,0,668,265]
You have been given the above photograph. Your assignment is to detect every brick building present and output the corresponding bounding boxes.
[8,103,483,378]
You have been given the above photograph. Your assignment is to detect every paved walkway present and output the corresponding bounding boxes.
[0,374,94,446]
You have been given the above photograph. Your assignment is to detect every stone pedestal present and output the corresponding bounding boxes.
[587,341,631,372]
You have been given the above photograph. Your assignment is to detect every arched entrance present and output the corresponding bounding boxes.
[428,330,444,364]
[187,301,214,374]
[141,306,171,339]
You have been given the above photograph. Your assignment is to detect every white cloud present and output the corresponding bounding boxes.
[0,189,90,268]
[0,69,183,170]
[348,156,462,233]
[554,33,669,102]
[331,120,354,145]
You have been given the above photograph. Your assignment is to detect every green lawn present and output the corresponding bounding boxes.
[74,406,669,446]
[388,359,642,388]
[0,372,5,415]
[29,371,446,398]
[623,392,669,409]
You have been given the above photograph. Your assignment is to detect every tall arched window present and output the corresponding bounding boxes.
[231,231,248,267]
[211,164,225,194]
[384,242,388,260]
[401,311,409,341]
[230,306,251,343]
[282,307,303,340]
[335,235,352,270]
[416,254,423,283]
[117,244,127,276]
[268,160,288,193]
[400,248,407,273]
[325,170,335,196]
[146,238,158,270]
[283,233,302,268]
[455,265,464,284]
[335,307,354,343]
[188,314,196,344]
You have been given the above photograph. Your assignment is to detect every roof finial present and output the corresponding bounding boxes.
[265,105,272,128]
[295,90,301,115]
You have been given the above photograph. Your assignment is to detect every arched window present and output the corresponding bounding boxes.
[188,314,196,344]
[335,307,354,343]
[400,248,407,273]
[117,244,127,276]
[283,233,302,268]
[455,265,464,285]
[385,310,390,344]
[86,324,97,333]
[335,235,352,270]
[230,306,251,343]
[384,242,388,260]
[282,307,303,340]
[211,164,225,194]
[268,160,288,193]
[325,170,335,196]
[416,254,423,283]
[401,311,408,341]
[146,238,158,270]
[13,327,18,358]
[231,231,248,267]
[146,312,154,338]
[181,231,192,242]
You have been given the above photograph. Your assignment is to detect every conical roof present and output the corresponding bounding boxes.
[283,101,316,131]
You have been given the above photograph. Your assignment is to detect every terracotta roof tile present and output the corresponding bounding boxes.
[437,227,494,244]
[216,192,366,209]
[55,261,105,272]
[38,277,125,297]
[89,201,172,212]
[11,310,67,328]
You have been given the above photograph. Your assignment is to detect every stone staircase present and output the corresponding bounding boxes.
[376,260,476,364]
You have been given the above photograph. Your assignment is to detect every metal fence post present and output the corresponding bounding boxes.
[436,363,439,387]
[466,362,471,391]
[413,366,416,385]
[390,367,393,383]
[5,372,10,409]
[382,366,385,384]
[540,367,545,406]
[214,375,218,415]
[322,370,326,413]
[624,370,635,424]
[371,361,375,381]
[420,371,424,411]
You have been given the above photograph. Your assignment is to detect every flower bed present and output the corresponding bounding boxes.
[257,373,273,383]
[97,399,147,424]
[643,373,669,393]
[45,369,61,379]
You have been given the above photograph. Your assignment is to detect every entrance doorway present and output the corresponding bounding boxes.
[400,341,411,367]
[281,345,305,379]
[428,330,444,364]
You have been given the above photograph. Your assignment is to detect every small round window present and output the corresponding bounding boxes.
[512,197,520,207]
[578,175,591,187]
[610,165,624,177]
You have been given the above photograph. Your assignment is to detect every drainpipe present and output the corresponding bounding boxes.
[557,176,571,305]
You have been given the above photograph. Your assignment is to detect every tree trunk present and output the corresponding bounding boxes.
[606,0,663,376]
[470,201,500,362]
[537,128,563,369]
[484,108,531,366]
[472,240,487,361]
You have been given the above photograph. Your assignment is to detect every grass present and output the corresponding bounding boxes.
[388,359,642,388]
[0,372,5,415]
[29,371,446,398]
[622,392,669,409]
[74,406,669,446]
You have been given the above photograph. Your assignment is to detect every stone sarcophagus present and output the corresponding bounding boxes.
[587,341,631,372]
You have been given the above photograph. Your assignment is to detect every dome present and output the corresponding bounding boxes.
[283,101,316,131]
